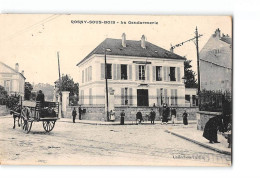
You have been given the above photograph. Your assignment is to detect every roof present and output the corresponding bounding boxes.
[0,61,26,79]
[220,36,232,44]
[77,38,185,66]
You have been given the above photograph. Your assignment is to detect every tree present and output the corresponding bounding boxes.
[0,85,8,105]
[24,82,33,100]
[184,59,198,88]
[56,74,79,105]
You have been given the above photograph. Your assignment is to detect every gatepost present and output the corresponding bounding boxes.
[61,91,70,117]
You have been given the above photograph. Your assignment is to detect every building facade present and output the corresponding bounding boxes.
[77,34,187,109]
[199,28,232,91]
[0,62,25,97]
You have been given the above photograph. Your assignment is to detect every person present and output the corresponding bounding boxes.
[78,106,82,120]
[171,108,177,125]
[110,110,115,121]
[36,90,45,104]
[182,110,188,125]
[136,110,143,124]
[72,107,77,123]
[203,115,223,144]
[120,110,125,125]
[162,104,169,124]
[150,108,156,124]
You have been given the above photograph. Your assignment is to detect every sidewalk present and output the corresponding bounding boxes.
[165,124,231,155]
[58,117,197,125]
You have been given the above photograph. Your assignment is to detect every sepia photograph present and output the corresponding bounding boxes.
[0,14,232,166]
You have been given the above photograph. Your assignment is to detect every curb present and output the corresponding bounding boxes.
[165,130,231,155]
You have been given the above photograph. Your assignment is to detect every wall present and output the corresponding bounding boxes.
[64,106,198,122]
[196,111,222,131]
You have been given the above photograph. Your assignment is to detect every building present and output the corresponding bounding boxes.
[76,33,189,109]
[0,61,25,97]
[199,28,232,91]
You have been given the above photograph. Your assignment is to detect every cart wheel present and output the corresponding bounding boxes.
[24,120,33,134]
[43,121,55,132]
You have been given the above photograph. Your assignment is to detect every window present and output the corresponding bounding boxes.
[170,67,176,81]
[139,65,145,80]
[137,89,149,106]
[82,70,84,83]
[156,66,162,81]
[106,64,112,79]
[185,95,191,102]
[121,64,127,80]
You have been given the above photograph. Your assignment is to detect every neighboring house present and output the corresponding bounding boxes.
[199,28,232,91]
[0,62,26,98]
[185,88,198,107]
[77,33,187,108]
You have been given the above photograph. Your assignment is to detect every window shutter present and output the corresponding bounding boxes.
[89,66,92,81]
[128,64,132,80]
[117,64,121,80]
[175,89,178,105]
[113,64,117,80]
[146,65,150,81]
[157,88,160,106]
[177,67,180,82]
[163,66,167,81]
[82,70,84,83]
[85,68,88,82]
[167,67,170,81]
[129,88,133,105]
[101,63,105,80]
[89,88,92,105]
[164,89,168,105]
[121,88,124,105]
[152,66,156,81]
[135,65,139,81]
[171,89,174,105]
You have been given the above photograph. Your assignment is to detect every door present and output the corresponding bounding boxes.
[137,89,149,106]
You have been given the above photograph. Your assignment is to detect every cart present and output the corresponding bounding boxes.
[19,100,59,134]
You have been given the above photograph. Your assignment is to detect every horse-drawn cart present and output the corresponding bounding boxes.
[11,100,59,134]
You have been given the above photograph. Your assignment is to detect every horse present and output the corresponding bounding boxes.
[10,105,22,129]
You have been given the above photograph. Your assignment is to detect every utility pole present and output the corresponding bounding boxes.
[104,49,109,122]
[57,51,62,118]
[195,26,201,94]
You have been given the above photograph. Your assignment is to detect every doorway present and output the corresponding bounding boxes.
[137,89,149,106]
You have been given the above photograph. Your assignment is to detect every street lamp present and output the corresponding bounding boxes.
[104,48,111,122]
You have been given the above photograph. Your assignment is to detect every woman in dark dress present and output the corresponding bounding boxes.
[203,115,223,144]
[182,111,188,125]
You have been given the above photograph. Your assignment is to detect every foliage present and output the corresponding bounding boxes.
[184,60,198,88]
[5,94,20,109]
[56,74,79,105]
[0,85,8,105]
[24,82,33,100]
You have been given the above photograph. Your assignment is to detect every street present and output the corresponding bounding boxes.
[0,116,231,166]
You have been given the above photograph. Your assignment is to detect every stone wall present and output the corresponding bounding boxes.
[0,105,10,116]
[196,111,222,131]
[64,106,199,122]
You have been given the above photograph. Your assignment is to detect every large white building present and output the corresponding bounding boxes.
[0,62,25,97]
[77,34,187,108]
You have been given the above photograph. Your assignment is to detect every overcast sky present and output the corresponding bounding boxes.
[0,14,232,84]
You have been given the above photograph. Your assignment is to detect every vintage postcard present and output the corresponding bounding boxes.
[0,14,232,166]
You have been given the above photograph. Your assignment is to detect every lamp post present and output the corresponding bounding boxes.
[104,48,111,122]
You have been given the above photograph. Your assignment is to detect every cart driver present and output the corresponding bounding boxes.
[36,90,45,106]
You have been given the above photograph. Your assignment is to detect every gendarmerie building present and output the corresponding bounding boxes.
[77,33,189,107]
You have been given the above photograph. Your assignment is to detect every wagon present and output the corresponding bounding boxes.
[18,100,59,134]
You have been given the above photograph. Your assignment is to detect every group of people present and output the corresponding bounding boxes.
[72,106,82,123]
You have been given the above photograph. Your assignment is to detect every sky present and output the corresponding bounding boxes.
[0,14,232,84]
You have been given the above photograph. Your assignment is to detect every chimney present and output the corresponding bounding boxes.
[122,33,126,47]
[141,35,146,49]
[170,47,174,53]
[214,28,221,38]
[21,70,24,76]
[15,63,19,72]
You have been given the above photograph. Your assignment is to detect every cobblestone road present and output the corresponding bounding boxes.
[0,116,231,166]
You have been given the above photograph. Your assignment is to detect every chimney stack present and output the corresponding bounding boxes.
[15,63,19,72]
[170,47,174,53]
[141,35,146,49]
[214,28,221,38]
[122,33,126,47]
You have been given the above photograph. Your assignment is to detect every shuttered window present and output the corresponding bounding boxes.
[157,88,161,106]
[85,68,88,82]
[117,64,121,80]
[113,64,117,80]
[163,66,167,81]
[82,70,84,83]
[129,88,133,105]
[146,65,150,81]
[153,66,156,81]
[121,64,127,80]
[101,63,105,80]
[177,67,180,82]
[89,66,92,81]
[164,89,168,105]
[128,64,132,80]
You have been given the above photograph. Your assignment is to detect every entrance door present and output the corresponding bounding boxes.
[137,89,149,106]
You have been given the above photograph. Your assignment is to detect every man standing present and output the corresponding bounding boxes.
[171,108,177,124]
[120,110,125,125]
[150,108,156,124]
[72,107,77,123]
[182,110,188,125]
[136,110,143,124]
[78,105,82,120]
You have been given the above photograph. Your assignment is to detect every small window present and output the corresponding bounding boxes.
[107,64,112,79]
[170,67,176,81]
[139,65,145,80]
[156,66,162,81]
[121,64,127,80]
